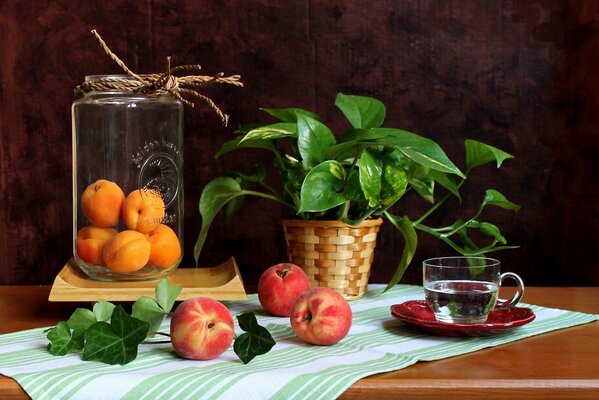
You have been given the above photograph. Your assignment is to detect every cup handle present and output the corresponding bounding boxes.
[495,272,525,310]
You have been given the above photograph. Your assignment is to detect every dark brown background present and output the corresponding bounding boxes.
[1,0,598,286]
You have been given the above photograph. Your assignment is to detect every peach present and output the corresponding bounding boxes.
[290,287,352,345]
[170,297,235,360]
[75,226,118,265]
[80,179,125,228]
[122,188,165,234]
[102,230,151,273]
[258,263,311,317]
[146,224,182,268]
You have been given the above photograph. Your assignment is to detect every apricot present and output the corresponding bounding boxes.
[80,180,125,228]
[146,224,182,268]
[75,226,118,266]
[122,188,165,234]
[103,230,151,273]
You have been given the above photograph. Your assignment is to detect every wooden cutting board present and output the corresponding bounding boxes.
[49,258,247,302]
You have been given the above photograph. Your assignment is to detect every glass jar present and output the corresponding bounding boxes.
[72,75,184,281]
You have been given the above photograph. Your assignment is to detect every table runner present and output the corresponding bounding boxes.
[1,284,597,400]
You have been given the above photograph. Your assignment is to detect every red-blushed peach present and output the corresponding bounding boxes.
[80,179,125,228]
[146,224,181,268]
[290,287,352,345]
[102,230,151,273]
[122,188,165,234]
[170,297,235,360]
[258,263,311,316]
[75,226,118,265]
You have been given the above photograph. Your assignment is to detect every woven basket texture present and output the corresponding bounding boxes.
[281,218,383,300]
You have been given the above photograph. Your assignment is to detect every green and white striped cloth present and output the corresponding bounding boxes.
[1,284,597,400]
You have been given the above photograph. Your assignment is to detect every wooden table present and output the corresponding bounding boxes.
[0,286,598,399]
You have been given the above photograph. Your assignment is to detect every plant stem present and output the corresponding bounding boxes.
[141,331,172,345]
[339,201,350,220]
[412,172,469,226]
[242,189,295,209]
[258,181,281,197]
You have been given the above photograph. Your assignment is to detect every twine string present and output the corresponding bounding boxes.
[75,30,243,125]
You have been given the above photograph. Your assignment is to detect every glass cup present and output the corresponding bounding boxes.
[423,256,525,324]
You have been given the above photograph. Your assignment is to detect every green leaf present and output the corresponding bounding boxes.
[409,176,435,203]
[195,177,287,263]
[337,128,393,143]
[239,123,297,143]
[66,308,96,331]
[473,221,507,245]
[234,313,276,364]
[329,161,347,181]
[71,329,86,350]
[234,123,268,135]
[465,139,514,170]
[299,161,347,213]
[222,167,267,221]
[93,300,115,322]
[194,177,246,264]
[383,214,418,292]
[155,278,182,313]
[215,137,277,158]
[47,322,77,356]
[223,189,246,221]
[131,296,167,335]
[343,169,367,202]
[297,115,336,168]
[483,189,521,211]
[379,162,408,207]
[335,93,386,129]
[370,128,465,178]
[82,306,149,365]
[359,150,383,207]
[429,170,461,201]
[262,107,322,123]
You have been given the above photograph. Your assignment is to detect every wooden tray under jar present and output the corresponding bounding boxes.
[49,258,247,302]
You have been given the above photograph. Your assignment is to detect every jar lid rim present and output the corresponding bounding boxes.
[84,74,147,82]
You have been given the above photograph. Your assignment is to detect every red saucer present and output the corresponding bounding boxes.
[390,300,535,337]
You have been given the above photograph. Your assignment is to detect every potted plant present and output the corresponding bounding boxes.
[194,93,520,299]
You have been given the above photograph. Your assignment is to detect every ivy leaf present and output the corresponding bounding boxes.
[132,278,181,334]
[47,322,78,356]
[66,308,96,331]
[93,299,115,322]
[155,278,182,313]
[131,296,167,335]
[66,308,97,349]
[234,313,276,364]
[82,306,150,365]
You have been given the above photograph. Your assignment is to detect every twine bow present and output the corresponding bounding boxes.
[74,30,243,125]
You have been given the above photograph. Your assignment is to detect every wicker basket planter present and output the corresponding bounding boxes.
[281,218,384,300]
